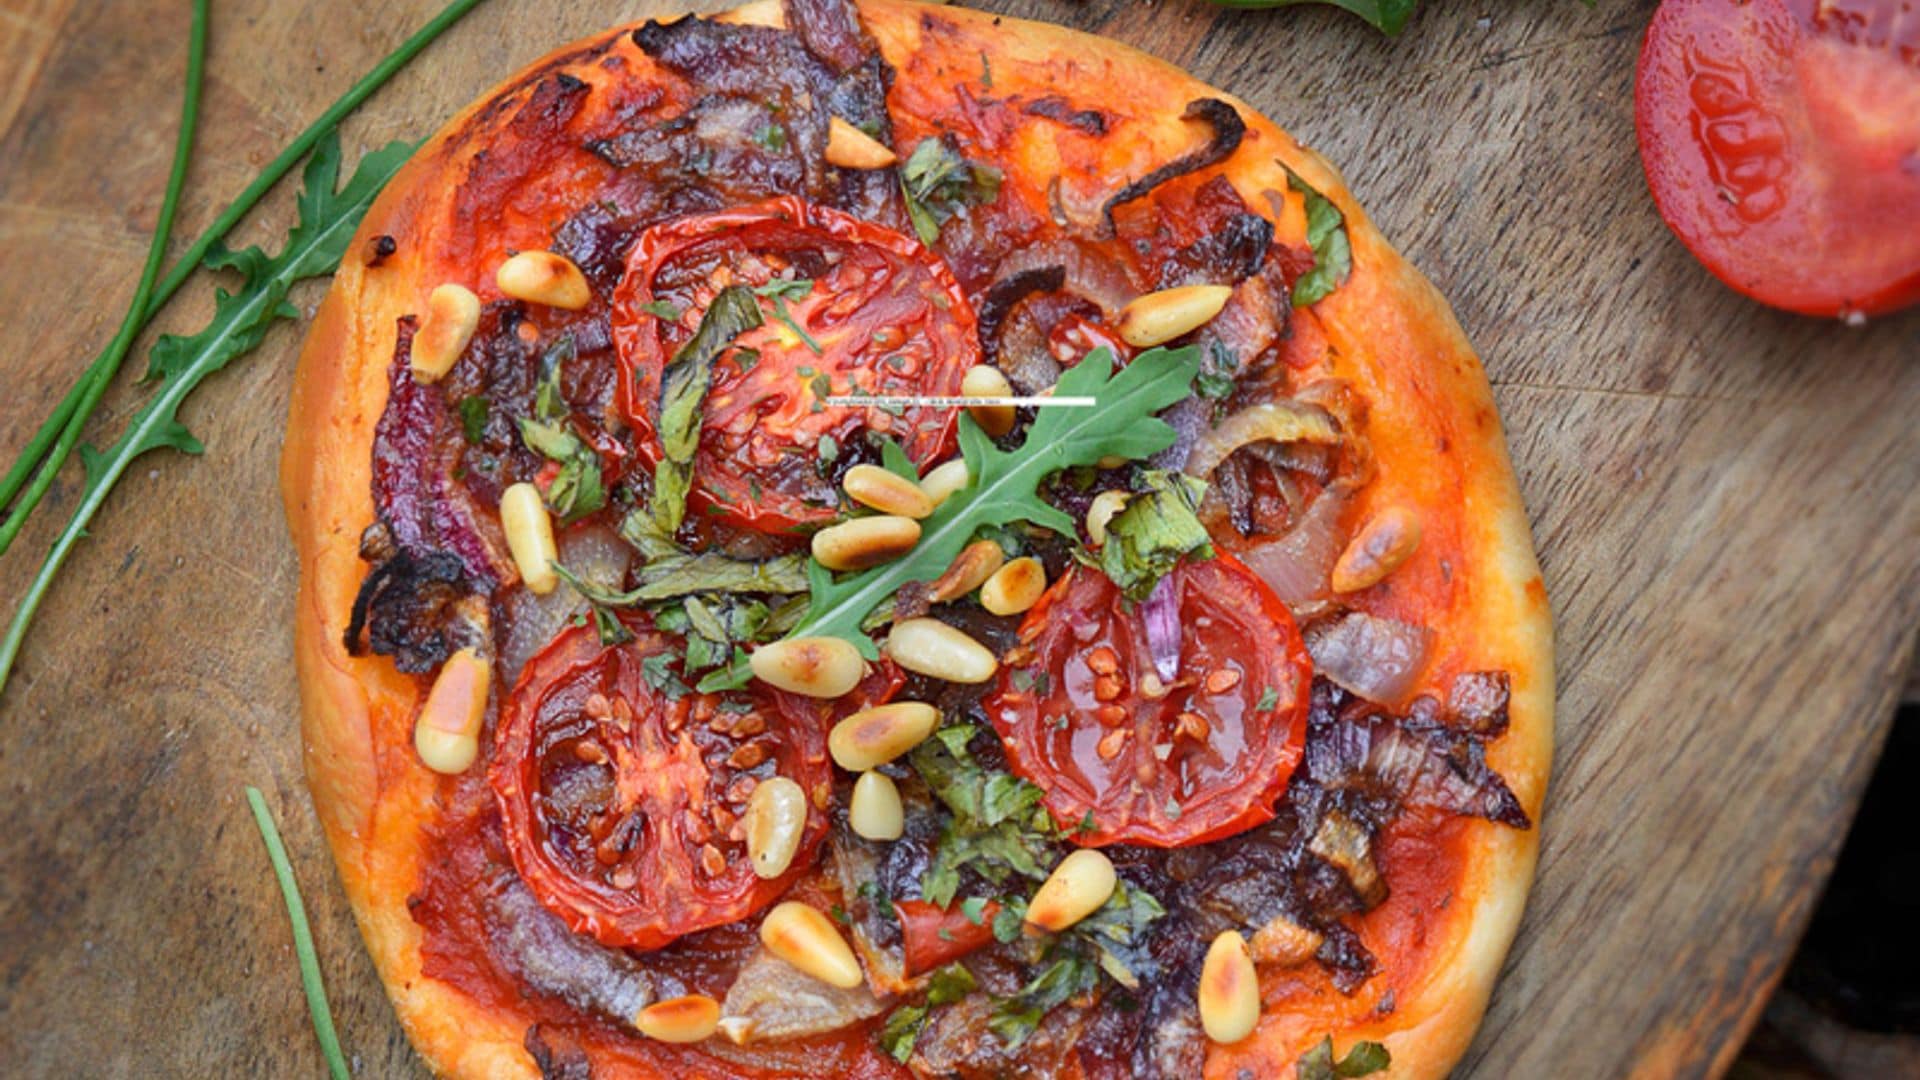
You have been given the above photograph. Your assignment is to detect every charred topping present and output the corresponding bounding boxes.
[1101,99,1247,234]
[362,233,397,267]
[975,264,1066,362]
[1022,95,1109,135]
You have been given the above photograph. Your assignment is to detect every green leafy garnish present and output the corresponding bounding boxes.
[515,337,606,524]
[699,346,1198,691]
[912,724,1059,908]
[755,277,821,355]
[1283,164,1353,307]
[1206,0,1417,36]
[1096,470,1214,601]
[988,882,1165,1047]
[456,395,489,444]
[1257,686,1282,712]
[245,786,350,1080]
[927,963,979,1005]
[900,136,1003,246]
[640,299,681,320]
[1296,1036,1392,1079]
[653,285,763,535]
[0,132,415,695]
[878,1004,929,1063]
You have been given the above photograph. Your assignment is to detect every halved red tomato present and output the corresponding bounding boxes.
[1635,0,1920,316]
[491,622,896,950]
[984,555,1313,847]
[611,197,978,533]
[894,898,1002,976]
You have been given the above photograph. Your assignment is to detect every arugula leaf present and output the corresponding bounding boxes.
[0,133,414,694]
[653,285,762,534]
[1296,1036,1392,1079]
[699,346,1198,691]
[1097,470,1214,601]
[1282,164,1353,307]
[877,435,919,481]
[900,136,1003,246]
[1207,0,1418,36]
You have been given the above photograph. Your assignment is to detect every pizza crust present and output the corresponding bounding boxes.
[280,3,1553,1076]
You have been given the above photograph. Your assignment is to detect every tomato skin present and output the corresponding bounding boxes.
[984,555,1313,848]
[893,899,1001,975]
[1635,0,1920,317]
[491,622,847,950]
[611,197,978,534]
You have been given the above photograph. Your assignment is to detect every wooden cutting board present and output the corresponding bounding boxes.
[1,0,1915,1075]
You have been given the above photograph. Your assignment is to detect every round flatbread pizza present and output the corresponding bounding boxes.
[280,1,1554,1077]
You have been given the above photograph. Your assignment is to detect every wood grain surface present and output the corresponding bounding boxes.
[0,0,1915,1077]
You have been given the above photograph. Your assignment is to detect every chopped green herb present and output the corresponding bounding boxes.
[640,299,681,320]
[653,285,763,534]
[960,897,990,925]
[1282,163,1353,307]
[752,122,788,151]
[732,346,759,373]
[456,395,489,444]
[1296,1035,1392,1079]
[878,1003,929,1063]
[818,433,839,463]
[640,650,691,699]
[1257,686,1281,712]
[755,278,821,354]
[1097,470,1214,600]
[927,963,978,1006]
[899,136,1003,246]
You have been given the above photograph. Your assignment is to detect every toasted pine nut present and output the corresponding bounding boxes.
[829,702,940,771]
[500,482,559,594]
[414,648,491,774]
[812,515,921,571]
[750,637,867,699]
[1198,931,1260,1044]
[1025,849,1117,933]
[1115,284,1233,348]
[760,901,863,988]
[849,771,905,840]
[926,540,1004,604]
[409,284,481,383]
[843,464,935,519]
[636,995,721,1043]
[744,776,808,879]
[496,250,591,310]
[884,618,998,684]
[1330,505,1423,593]
[826,116,898,169]
[1086,490,1131,548]
[961,364,1015,437]
[918,459,971,507]
[979,556,1046,615]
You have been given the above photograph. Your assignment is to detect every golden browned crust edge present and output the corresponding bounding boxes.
[280,3,1554,1077]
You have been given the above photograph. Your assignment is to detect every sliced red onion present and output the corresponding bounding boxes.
[1182,399,1340,483]
[1142,574,1182,682]
[1303,611,1434,705]
[1235,487,1349,615]
[498,524,631,680]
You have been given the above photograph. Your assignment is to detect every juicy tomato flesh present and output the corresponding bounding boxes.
[1635,0,1920,316]
[984,555,1313,848]
[894,899,1002,976]
[611,197,979,533]
[491,622,843,950]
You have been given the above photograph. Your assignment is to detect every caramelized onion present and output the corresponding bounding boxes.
[499,525,631,680]
[1182,400,1340,483]
[1234,487,1349,614]
[1302,611,1433,705]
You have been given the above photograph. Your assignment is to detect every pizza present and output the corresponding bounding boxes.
[279,1,1554,1077]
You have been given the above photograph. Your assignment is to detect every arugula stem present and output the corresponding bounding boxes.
[0,0,488,548]
[245,786,351,1080]
[0,0,208,555]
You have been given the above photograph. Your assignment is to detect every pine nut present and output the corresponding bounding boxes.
[750,637,867,699]
[884,618,998,684]
[849,771,905,840]
[409,284,481,383]
[825,116,898,169]
[918,459,971,506]
[1025,849,1117,933]
[829,702,940,771]
[635,995,721,1043]
[1330,505,1423,593]
[744,776,808,880]
[961,364,1015,437]
[843,464,935,519]
[1198,930,1260,1044]
[926,540,1004,604]
[1115,284,1233,348]
[413,648,490,774]
[812,515,921,571]
[980,556,1046,615]
[760,901,864,988]
[1086,490,1131,548]
[496,250,591,310]
[500,482,559,594]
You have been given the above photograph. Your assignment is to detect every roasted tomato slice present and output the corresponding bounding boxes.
[611,197,978,533]
[491,622,864,950]
[984,555,1313,847]
[1635,0,1920,316]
